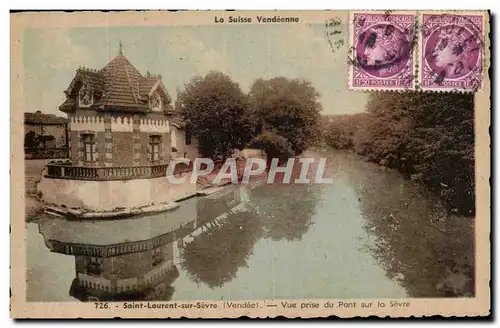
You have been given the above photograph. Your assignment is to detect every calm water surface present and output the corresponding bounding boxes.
[26,150,474,302]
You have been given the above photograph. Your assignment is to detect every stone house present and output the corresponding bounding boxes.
[37,46,199,213]
[59,51,174,167]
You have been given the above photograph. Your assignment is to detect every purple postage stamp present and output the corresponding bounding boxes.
[420,13,484,92]
[349,12,416,91]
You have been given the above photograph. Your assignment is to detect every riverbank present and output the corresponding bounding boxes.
[322,91,475,217]
[317,146,473,218]
[24,157,264,221]
[26,148,475,300]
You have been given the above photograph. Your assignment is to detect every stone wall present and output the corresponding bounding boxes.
[37,170,197,212]
[112,132,134,166]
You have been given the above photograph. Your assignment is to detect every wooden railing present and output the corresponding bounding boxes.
[45,162,193,181]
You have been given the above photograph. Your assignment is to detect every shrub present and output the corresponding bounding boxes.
[248,131,294,162]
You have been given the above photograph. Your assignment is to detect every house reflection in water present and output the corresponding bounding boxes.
[35,186,248,301]
[69,243,180,302]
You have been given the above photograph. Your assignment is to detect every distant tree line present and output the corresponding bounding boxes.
[322,92,475,216]
[175,71,322,160]
[322,113,368,150]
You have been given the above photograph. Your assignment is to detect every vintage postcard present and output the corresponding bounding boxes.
[10,10,490,318]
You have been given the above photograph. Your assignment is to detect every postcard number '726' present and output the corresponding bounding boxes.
[95,302,110,310]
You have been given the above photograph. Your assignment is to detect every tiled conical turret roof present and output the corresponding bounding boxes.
[97,55,144,109]
[60,50,169,113]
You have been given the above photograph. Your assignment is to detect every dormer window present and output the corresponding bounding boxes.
[78,81,94,107]
[150,92,162,112]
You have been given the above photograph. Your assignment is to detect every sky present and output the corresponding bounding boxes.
[22,23,368,117]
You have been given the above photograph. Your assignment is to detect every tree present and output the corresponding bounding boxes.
[322,114,368,150]
[248,131,294,162]
[354,92,415,168]
[24,131,39,153]
[321,91,474,216]
[176,71,255,159]
[248,77,322,155]
[354,91,475,215]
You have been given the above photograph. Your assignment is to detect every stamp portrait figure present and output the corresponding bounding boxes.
[350,12,416,90]
[420,13,484,91]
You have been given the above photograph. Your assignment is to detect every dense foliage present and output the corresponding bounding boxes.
[248,77,322,154]
[322,114,368,150]
[322,92,475,216]
[24,131,68,159]
[248,131,294,162]
[176,71,255,159]
[24,131,55,153]
[177,73,322,160]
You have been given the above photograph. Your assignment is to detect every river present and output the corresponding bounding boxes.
[25,149,475,302]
